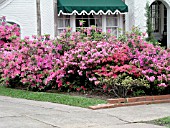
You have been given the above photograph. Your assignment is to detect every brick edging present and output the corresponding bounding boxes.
[107,95,170,104]
[89,94,170,110]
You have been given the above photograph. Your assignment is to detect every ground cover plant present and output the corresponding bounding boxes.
[0,16,169,98]
[0,86,106,108]
[146,116,170,128]
[154,117,170,127]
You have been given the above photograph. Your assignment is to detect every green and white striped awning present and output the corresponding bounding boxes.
[58,0,128,16]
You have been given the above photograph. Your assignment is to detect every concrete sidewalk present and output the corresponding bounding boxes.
[0,96,169,128]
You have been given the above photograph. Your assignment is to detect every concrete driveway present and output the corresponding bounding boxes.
[0,96,169,128]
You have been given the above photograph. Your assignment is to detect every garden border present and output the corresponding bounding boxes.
[89,94,170,110]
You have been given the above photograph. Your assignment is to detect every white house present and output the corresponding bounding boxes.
[0,0,169,48]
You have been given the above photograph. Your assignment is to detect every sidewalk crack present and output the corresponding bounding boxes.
[25,115,61,128]
[0,115,22,119]
[96,111,131,124]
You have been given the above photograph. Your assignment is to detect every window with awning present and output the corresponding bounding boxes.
[57,0,128,16]
[57,0,128,36]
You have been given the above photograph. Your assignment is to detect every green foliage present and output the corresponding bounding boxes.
[97,73,150,98]
[145,2,157,44]
[152,117,170,127]
[132,89,146,97]
[131,26,143,36]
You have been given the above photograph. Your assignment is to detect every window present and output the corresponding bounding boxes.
[150,1,161,32]
[58,14,70,34]
[76,15,102,29]
[106,15,119,36]
[57,14,122,38]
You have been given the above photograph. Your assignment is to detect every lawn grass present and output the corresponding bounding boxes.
[0,86,107,108]
[142,117,170,128]
[148,117,170,128]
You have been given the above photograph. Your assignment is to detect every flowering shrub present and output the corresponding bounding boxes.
[96,73,150,97]
[0,16,169,97]
[0,17,63,91]
[0,16,20,42]
[0,35,64,91]
[47,28,170,96]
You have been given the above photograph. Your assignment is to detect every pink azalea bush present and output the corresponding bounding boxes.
[46,27,170,96]
[0,16,20,46]
[0,37,64,91]
[0,17,63,91]
[0,17,169,97]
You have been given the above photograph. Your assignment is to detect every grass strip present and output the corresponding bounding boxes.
[153,117,170,128]
[144,117,170,128]
[0,86,106,108]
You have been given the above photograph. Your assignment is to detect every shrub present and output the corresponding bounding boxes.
[0,36,64,91]
[0,16,20,42]
[0,16,169,97]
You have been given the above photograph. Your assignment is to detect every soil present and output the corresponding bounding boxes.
[13,86,113,100]
[46,90,114,100]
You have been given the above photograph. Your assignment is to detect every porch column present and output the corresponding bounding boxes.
[70,15,76,32]
[119,14,124,35]
[36,0,41,36]
[54,0,58,37]
[102,15,106,33]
